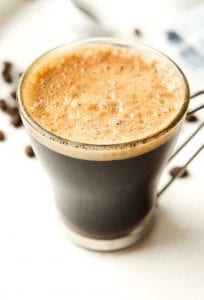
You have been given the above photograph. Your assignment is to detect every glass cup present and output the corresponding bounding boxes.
[17,37,190,251]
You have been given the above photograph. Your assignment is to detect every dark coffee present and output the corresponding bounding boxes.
[30,133,178,239]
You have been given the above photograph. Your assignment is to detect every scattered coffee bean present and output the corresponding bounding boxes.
[19,72,23,77]
[2,61,13,83]
[166,31,182,43]
[10,91,17,100]
[169,166,189,178]
[134,28,142,37]
[5,105,19,116]
[185,114,198,122]
[0,99,7,111]
[25,145,35,158]
[0,130,5,141]
[11,113,22,127]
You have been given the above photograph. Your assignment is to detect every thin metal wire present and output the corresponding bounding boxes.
[187,105,204,115]
[158,144,204,197]
[159,91,204,196]
[190,90,204,99]
[168,122,204,163]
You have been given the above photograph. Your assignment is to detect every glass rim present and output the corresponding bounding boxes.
[17,37,190,153]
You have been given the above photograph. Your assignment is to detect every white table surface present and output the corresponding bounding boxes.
[0,1,204,299]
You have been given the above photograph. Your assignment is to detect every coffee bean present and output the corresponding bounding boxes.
[25,145,35,158]
[185,114,198,122]
[5,105,19,116]
[2,61,13,83]
[19,72,23,77]
[10,91,17,100]
[0,130,5,141]
[0,99,7,111]
[169,166,189,178]
[11,113,22,127]
[134,28,142,37]
[166,31,182,43]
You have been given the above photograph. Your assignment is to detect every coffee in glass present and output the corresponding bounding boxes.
[17,38,189,251]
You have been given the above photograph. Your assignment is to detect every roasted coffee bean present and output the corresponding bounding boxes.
[169,166,189,178]
[166,31,182,43]
[185,114,198,122]
[25,145,35,157]
[2,62,13,83]
[5,105,19,116]
[0,130,5,141]
[10,91,17,100]
[11,113,22,127]
[134,28,142,37]
[0,99,7,111]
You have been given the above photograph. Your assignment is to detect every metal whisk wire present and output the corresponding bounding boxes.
[158,144,204,197]
[158,91,204,197]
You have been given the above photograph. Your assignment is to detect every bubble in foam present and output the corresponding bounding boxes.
[129,112,135,119]
[70,100,79,108]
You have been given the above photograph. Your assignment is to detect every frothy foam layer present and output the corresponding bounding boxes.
[20,42,188,160]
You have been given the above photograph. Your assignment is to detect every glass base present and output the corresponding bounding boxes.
[57,205,156,252]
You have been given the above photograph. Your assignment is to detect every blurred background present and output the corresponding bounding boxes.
[1,0,204,88]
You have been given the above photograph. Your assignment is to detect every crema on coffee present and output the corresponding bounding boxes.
[21,43,185,156]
